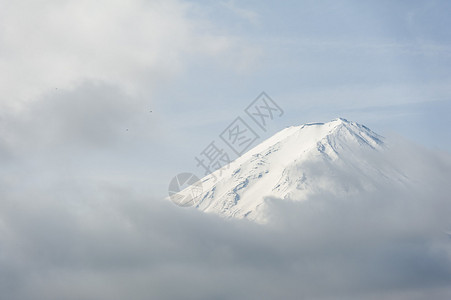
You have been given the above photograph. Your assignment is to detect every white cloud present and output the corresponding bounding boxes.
[0,130,450,299]
[0,0,255,106]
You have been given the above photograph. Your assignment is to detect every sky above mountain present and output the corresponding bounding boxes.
[1,0,451,196]
[0,1,451,299]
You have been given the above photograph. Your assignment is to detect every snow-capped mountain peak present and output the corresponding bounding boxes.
[190,118,394,222]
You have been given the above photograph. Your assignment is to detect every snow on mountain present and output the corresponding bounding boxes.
[190,118,409,222]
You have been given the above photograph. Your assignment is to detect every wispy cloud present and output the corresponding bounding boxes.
[221,0,260,25]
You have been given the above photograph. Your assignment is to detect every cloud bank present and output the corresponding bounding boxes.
[0,129,450,299]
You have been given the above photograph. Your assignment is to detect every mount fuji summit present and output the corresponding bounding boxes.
[187,118,410,222]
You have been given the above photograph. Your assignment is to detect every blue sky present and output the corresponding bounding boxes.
[150,0,451,194]
[1,0,450,197]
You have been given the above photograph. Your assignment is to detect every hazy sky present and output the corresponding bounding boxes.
[1,0,451,196]
[0,1,451,299]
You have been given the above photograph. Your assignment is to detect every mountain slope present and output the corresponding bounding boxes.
[192,118,408,222]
